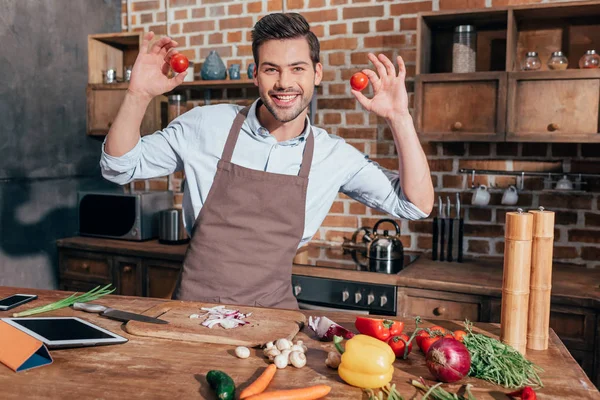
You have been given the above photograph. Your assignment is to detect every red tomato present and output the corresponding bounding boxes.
[429,325,448,335]
[420,336,441,354]
[170,54,189,73]
[389,321,404,337]
[350,72,368,91]
[388,334,412,358]
[453,330,468,342]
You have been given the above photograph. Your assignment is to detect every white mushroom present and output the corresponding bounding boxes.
[274,353,289,369]
[290,344,305,353]
[235,346,250,359]
[275,338,292,351]
[289,351,307,368]
[325,351,341,369]
[264,347,281,361]
[265,341,274,349]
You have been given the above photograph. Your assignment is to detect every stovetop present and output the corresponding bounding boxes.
[295,244,421,275]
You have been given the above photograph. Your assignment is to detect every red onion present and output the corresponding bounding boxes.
[425,338,471,383]
[308,316,355,341]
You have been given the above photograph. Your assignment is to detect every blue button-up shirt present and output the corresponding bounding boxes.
[100,99,428,246]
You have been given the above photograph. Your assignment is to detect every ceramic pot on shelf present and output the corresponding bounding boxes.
[201,50,227,80]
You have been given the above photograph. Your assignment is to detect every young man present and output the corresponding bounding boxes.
[101,13,433,309]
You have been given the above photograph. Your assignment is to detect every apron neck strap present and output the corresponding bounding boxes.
[221,105,314,178]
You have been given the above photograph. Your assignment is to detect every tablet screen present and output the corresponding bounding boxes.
[11,318,115,341]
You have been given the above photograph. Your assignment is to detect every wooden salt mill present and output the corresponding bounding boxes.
[527,207,555,350]
[501,208,533,354]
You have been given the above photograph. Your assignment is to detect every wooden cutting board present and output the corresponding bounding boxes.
[124,301,306,347]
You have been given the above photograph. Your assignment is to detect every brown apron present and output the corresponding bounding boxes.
[173,105,314,309]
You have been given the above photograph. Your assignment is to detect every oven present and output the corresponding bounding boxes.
[292,275,397,316]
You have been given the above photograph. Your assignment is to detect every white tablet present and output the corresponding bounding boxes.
[1,317,128,349]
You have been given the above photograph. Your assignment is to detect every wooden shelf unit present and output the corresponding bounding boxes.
[415,0,600,143]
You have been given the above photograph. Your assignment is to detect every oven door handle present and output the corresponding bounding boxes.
[297,301,370,315]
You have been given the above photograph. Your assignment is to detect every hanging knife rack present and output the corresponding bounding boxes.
[459,169,600,191]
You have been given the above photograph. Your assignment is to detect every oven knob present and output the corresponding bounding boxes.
[367,293,375,305]
[293,284,302,297]
[354,292,362,304]
[342,290,350,302]
[380,295,388,307]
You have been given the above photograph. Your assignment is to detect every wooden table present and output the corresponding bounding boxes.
[1,287,598,399]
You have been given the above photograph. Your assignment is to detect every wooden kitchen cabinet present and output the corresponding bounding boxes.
[86,85,163,136]
[398,287,483,321]
[143,259,181,299]
[414,72,506,142]
[114,256,143,297]
[506,70,600,142]
[415,1,600,143]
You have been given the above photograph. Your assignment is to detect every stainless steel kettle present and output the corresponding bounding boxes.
[158,208,190,245]
[361,219,404,261]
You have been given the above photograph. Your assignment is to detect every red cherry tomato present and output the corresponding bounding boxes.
[350,72,368,91]
[170,54,189,74]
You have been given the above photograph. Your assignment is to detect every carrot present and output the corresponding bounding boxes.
[244,384,332,400]
[240,364,277,399]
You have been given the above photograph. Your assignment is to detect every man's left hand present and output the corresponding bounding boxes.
[351,53,410,121]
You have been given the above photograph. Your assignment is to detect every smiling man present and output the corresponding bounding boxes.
[100,13,434,309]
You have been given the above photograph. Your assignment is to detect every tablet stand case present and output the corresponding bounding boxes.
[0,321,53,372]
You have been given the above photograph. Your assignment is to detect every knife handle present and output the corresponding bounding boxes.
[457,218,464,262]
[447,219,454,262]
[72,302,107,313]
[440,219,445,261]
[432,217,438,261]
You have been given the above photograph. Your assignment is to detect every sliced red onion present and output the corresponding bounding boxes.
[196,305,251,329]
[308,316,355,341]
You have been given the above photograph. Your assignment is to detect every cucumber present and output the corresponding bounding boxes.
[206,370,236,400]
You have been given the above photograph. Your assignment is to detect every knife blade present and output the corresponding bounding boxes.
[73,302,169,324]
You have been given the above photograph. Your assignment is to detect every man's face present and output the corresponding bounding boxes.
[254,37,323,123]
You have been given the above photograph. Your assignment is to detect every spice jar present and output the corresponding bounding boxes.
[452,25,477,73]
[168,94,187,123]
[521,51,541,71]
[547,51,568,70]
[579,50,600,69]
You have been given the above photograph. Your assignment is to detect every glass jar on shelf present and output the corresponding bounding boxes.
[168,94,187,123]
[521,51,541,71]
[579,50,600,69]
[452,25,477,73]
[547,51,568,70]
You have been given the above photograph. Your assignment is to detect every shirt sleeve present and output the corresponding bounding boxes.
[339,143,429,220]
[99,108,201,185]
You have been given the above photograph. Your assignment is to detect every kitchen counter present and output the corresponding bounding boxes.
[56,237,600,309]
[0,286,598,399]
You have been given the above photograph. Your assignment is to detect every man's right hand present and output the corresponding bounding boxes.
[127,31,187,102]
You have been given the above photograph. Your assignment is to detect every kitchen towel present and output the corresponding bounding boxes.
[0,321,53,372]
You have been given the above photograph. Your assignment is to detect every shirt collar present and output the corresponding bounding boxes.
[245,99,310,146]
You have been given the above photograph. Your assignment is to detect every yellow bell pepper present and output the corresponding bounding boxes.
[337,334,395,389]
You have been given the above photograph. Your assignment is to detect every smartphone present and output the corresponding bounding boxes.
[0,294,38,311]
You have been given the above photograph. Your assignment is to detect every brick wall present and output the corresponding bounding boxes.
[121,0,600,268]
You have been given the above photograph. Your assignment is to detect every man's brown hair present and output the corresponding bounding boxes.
[251,13,320,68]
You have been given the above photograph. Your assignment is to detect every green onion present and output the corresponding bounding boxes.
[411,378,477,400]
[462,320,543,389]
[12,284,115,317]
[364,383,404,400]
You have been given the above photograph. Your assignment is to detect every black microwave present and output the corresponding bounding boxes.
[78,191,174,241]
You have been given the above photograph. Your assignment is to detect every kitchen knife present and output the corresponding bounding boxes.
[457,192,464,263]
[447,196,454,262]
[73,302,169,324]
[439,196,445,261]
[432,199,439,260]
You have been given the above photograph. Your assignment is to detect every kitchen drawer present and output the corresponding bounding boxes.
[115,256,143,297]
[415,72,506,142]
[59,250,112,283]
[507,70,600,142]
[399,288,481,322]
[143,259,181,299]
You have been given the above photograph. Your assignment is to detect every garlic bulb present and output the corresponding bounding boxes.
[235,346,250,359]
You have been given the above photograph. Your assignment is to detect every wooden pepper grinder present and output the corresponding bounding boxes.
[527,207,555,350]
[501,208,533,355]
